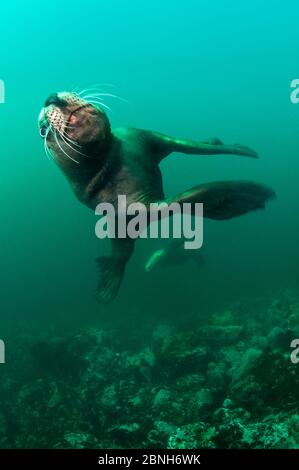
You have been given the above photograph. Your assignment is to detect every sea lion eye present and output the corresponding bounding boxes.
[40,125,48,139]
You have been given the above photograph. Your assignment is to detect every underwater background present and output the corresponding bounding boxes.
[1,0,299,448]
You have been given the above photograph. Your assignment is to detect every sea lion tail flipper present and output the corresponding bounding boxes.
[95,256,126,304]
[166,181,275,220]
[95,239,134,303]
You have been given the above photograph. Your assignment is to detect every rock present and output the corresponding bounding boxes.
[154,329,209,377]
[128,396,143,407]
[230,348,263,382]
[168,423,216,449]
[123,347,155,382]
[4,290,299,449]
[267,327,293,349]
[200,326,244,345]
[153,389,172,409]
[207,362,227,388]
[174,374,205,391]
[193,388,213,411]
[147,421,176,448]
[64,432,95,449]
[173,346,209,375]
[107,423,141,446]
[250,335,268,350]
[48,385,62,408]
[101,384,117,407]
[211,310,235,326]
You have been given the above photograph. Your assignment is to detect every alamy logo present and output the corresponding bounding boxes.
[290,339,299,364]
[95,195,203,249]
[0,80,5,104]
[290,79,299,104]
[0,340,5,364]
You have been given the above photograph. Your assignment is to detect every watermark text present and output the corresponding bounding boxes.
[0,80,5,104]
[95,195,203,249]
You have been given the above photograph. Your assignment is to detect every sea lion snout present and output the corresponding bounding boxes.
[45,91,85,109]
[44,93,68,108]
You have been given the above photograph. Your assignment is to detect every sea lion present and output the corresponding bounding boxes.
[145,239,205,273]
[38,91,275,303]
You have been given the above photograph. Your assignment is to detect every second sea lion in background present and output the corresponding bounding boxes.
[145,239,205,273]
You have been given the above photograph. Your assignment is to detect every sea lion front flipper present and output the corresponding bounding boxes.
[143,130,258,161]
[95,238,134,304]
[165,181,275,220]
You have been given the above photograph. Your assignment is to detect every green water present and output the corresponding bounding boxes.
[0,0,299,449]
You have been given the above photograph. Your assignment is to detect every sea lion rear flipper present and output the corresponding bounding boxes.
[165,181,275,220]
[95,238,134,303]
[95,256,126,303]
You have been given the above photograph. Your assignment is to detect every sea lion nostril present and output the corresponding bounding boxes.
[45,93,68,108]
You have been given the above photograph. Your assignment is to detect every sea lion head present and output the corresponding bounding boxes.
[38,91,112,164]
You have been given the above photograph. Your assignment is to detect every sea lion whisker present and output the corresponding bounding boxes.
[61,131,82,148]
[84,98,112,112]
[44,129,54,162]
[58,131,89,158]
[63,122,76,129]
[82,93,120,104]
[59,132,81,151]
[77,88,95,97]
[60,134,90,158]
[44,145,53,162]
[44,139,51,161]
[77,88,105,98]
[77,84,116,97]
[54,131,80,164]
[70,86,82,95]
[82,95,105,102]
[83,92,127,102]
[63,136,82,149]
